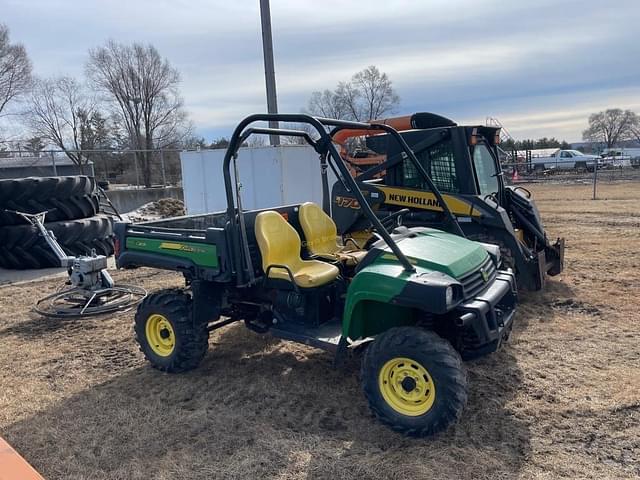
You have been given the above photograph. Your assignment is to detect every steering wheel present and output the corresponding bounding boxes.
[376,209,410,234]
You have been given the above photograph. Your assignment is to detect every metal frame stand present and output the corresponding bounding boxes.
[9,210,146,318]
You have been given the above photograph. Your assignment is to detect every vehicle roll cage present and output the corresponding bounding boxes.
[222,113,463,285]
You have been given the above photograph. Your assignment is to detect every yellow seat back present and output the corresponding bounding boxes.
[255,210,303,276]
[255,210,340,288]
[299,202,340,256]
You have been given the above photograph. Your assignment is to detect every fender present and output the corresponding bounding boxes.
[342,262,461,339]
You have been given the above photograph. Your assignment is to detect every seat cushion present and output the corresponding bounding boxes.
[294,261,340,288]
[267,259,339,287]
[336,249,368,266]
[255,210,339,288]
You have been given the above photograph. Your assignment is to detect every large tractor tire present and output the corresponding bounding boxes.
[0,214,114,269]
[134,289,209,373]
[0,176,99,225]
[361,327,468,437]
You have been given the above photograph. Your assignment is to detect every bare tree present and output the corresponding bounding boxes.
[276,121,321,146]
[246,135,268,148]
[182,135,208,150]
[351,66,400,121]
[29,77,96,173]
[306,66,400,122]
[582,109,636,148]
[0,24,32,118]
[307,89,350,119]
[87,41,190,187]
[23,136,45,156]
[626,112,640,146]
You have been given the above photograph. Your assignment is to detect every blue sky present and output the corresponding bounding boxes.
[2,0,639,142]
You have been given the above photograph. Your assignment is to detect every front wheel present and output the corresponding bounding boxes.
[361,327,468,437]
[134,289,209,373]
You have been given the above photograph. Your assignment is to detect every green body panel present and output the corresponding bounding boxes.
[126,237,218,268]
[343,262,414,338]
[342,229,489,339]
[380,228,488,278]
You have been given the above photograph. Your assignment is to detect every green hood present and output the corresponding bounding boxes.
[375,228,488,278]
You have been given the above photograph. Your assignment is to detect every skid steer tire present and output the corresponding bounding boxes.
[134,289,209,373]
[0,214,114,269]
[361,327,468,437]
[0,176,98,225]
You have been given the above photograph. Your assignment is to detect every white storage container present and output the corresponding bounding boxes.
[180,145,337,215]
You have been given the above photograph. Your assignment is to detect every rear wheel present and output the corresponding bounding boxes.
[134,289,209,373]
[361,327,467,437]
[575,161,587,171]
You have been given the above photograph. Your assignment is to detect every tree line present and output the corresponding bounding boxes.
[502,138,572,151]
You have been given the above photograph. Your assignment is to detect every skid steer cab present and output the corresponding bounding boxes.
[329,112,564,291]
[115,113,517,437]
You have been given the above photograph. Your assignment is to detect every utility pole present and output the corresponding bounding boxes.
[259,0,280,146]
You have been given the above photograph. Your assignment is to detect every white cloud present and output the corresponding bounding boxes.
[1,0,639,141]
[489,87,640,141]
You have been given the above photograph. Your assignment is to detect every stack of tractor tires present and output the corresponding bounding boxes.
[0,176,115,269]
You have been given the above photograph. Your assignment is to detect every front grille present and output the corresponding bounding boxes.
[459,256,497,300]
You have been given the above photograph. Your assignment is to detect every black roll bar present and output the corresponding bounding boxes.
[329,124,465,237]
[356,130,445,182]
[238,127,320,153]
[222,114,418,283]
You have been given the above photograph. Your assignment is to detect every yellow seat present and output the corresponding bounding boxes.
[255,211,340,288]
[298,202,367,266]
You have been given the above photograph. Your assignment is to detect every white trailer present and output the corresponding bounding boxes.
[601,148,640,167]
[180,145,337,215]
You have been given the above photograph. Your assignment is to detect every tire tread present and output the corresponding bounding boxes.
[134,289,209,373]
[0,176,98,225]
[361,327,468,437]
[0,214,114,269]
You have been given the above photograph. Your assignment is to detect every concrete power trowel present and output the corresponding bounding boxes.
[10,210,146,318]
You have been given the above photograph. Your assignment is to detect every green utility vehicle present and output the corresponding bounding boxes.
[115,114,517,436]
[330,112,564,291]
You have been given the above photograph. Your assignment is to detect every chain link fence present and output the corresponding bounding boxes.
[502,157,640,199]
[0,149,185,188]
[3,147,640,202]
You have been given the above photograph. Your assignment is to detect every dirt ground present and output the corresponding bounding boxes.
[0,181,638,479]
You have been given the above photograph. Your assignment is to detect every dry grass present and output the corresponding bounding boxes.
[1,181,639,479]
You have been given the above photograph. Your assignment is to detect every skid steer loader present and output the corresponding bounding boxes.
[329,112,564,291]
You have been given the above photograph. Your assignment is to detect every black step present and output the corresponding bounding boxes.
[269,320,343,352]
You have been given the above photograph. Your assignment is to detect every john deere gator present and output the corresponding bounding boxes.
[115,114,517,436]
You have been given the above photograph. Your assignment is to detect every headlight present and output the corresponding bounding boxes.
[445,286,454,306]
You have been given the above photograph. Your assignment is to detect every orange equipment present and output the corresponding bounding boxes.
[0,436,44,480]
[331,113,456,176]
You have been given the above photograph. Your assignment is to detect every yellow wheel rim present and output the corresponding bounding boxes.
[145,314,175,357]
[378,357,436,416]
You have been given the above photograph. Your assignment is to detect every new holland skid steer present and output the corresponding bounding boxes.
[329,112,564,291]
